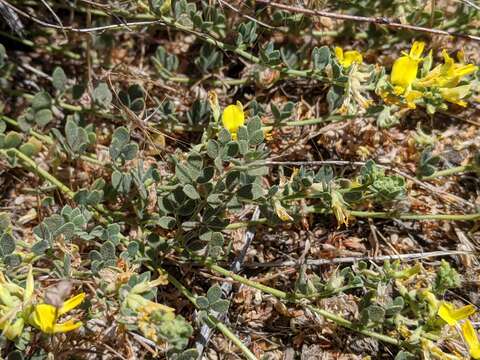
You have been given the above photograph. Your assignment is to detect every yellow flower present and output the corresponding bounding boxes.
[421,338,462,360]
[439,85,471,107]
[437,301,476,326]
[29,293,85,334]
[222,102,245,140]
[462,320,480,359]
[417,50,478,88]
[208,90,220,123]
[3,318,24,340]
[391,41,425,94]
[331,190,350,227]
[404,89,423,109]
[335,47,363,68]
[273,200,293,222]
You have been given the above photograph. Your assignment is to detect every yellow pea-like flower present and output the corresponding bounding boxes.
[391,41,425,93]
[417,50,478,88]
[439,85,471,107]
[29,293,85,334]
[437,301,476,326]
[335,47,363,68]
[222,101,245,139]
[462,320,480,359]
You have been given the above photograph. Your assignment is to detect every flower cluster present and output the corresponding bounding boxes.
[379,41,478,112]
[421,289,480,359]
[0,267,85,340]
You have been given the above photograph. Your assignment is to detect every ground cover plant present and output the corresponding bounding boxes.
[0,0,479,358]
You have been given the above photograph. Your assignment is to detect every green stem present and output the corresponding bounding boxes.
[4,88,202,133]
[2,148,75,198]
[1,115,104,166]
[204,262,401,346]
[0,148,115,222]
[163,269,259,360]
[423,164,476,179]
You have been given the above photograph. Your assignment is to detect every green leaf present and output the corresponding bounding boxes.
[35,109,53,127]
[100,241,116,260]
[19,142,39,157]
[66,120,88,155]
[175,163,193,184]
[237,126,248,141]
[0,212,10,231]
[127,241,139,257]
[183,184,200,199]
[237,183,263,200]
[224,142,239,157]
[248,129,264,146]
[196,296,209,309]
[52,67,67,92]
[0,233,15,255]
[4,254,21,267]
[206,139,220,159]
[207,284,222,303]
[32,240,49,255]
[312,46,330,71]
[210,299,229,313]
[367,305,385,323]
[93,82,112,107]
[217,128,231,144]
[158,216,176,229]
[31,91,52,110]
[247,116,262,133]
[89,250,103,262]
[57,222,75,240]
[121,143,138,160]
[4,131,22,148]
[326,85,344,112]
[198,166,214,184]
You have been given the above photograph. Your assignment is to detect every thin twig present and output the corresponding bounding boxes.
[39,0,66,37]
[255,0,480,42]
[0,0,164,33]
[218,0,274,29]
[243,250,475,268]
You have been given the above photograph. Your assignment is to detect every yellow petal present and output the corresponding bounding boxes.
[53,319,82,333]
[455,64,478,78]
[58,293,85,316]
[343,51,363,67]
[31,304,57,333]
[409,41,425,60]
[391,56,419,91]
[222,103,245,138]
[334,47,344,62]
[438,302,476,326]
[405,90,423,109]
[3,318,24,340]
[440,85,471,106]
[335,47,362,68]
[462,320,480,359]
